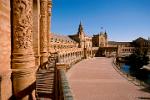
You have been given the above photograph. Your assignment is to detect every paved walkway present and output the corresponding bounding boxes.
[67,57,150,100]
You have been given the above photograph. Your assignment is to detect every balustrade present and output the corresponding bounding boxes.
[57,69,73,100]
[35,47,99,99]
[36,53,74,100]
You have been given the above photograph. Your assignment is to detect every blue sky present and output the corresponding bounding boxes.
[51,0,150,41]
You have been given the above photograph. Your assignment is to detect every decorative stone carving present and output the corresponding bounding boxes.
[12,0,36,99]
[47,0,52,52]
[48,0,52,17]
[13,0,33,49]
[40,0,48,64]
[12,0,35,68]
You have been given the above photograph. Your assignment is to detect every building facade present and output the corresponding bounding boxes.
[92,31,108,47]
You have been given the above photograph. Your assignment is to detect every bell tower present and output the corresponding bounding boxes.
[104,30,108,46]
[77,22,85,48]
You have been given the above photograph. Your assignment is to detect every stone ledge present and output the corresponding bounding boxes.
[56,63,69,72]
[59,69,73,100]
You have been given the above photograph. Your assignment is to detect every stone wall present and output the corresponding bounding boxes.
[0,0,12,99]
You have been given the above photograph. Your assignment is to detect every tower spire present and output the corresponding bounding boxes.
[104,30,107,38]
[104,30,107,34]
[78,21,83,33]
[80,21,82,25]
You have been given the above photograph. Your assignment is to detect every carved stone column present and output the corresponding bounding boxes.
[47,0,52,53]
[40,0,48,65]
[12,0,36,99]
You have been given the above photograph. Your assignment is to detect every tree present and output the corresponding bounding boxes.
[125,42,149,80]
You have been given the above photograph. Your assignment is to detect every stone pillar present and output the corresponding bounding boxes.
[12,0,36,99]
[33,0,41,66]
[47,0,52,53]
[0,70,12,100]
[40,0,48,65]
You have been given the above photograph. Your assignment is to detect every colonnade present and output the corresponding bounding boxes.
[117,47,135,57]
[55,47,99,71]
[11,0,52,99]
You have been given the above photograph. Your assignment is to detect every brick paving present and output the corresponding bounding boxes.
[67,57,150,100]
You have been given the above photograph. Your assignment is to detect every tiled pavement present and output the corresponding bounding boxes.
[67,57,150,100]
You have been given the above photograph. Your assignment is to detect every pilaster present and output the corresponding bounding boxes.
[47,0,52,52]
[40,0,48,65]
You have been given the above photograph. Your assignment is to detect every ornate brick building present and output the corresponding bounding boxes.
[92,31,108,47]
[69,22,92,49]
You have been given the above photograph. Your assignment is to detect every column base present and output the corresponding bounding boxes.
[11,67,36,100]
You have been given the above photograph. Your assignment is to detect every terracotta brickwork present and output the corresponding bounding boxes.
[92,31,108,47]
[0,0,12,100]
[0,0,11,72]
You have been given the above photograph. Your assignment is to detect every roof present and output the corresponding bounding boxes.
[50,33,77,42]
[132,37,150,46]
[108,41,131,45]
[133,37,148,43]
